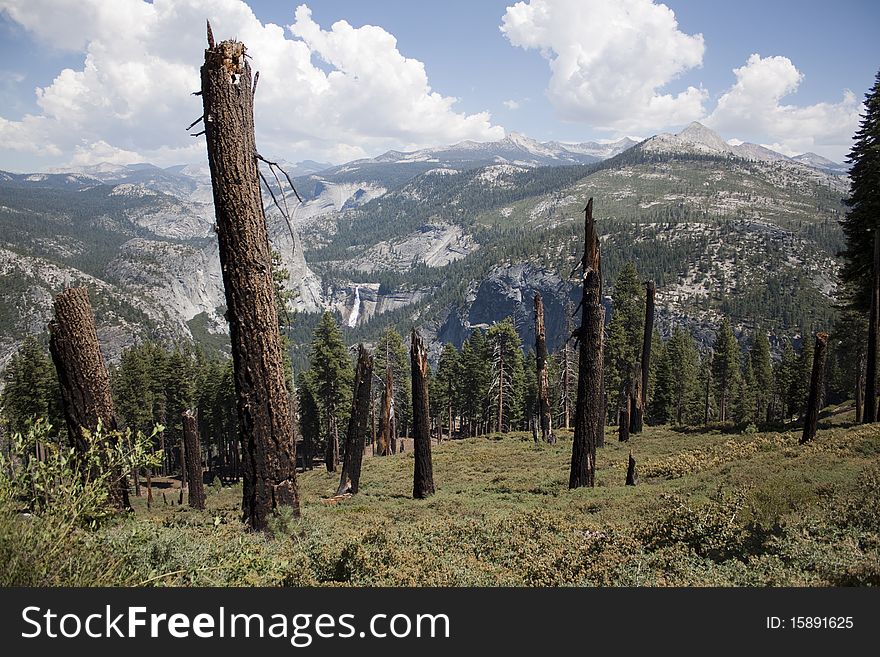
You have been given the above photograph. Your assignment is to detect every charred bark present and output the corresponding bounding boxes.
[636,280,655,431]
[378,364,395,456]
[48,287,128,509]
[182,410,206,510]
[629,366,644,434]
[569,199,604,489]
[534,293,555,444]
[865,231,879,423]
[625,451,638,486]
[618,387,630,443]
[337,345,373,495]
[411,329,435,498]
[800,332,829,444]
[200,30,299,529]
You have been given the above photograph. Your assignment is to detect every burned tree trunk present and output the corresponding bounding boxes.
[378,365,395,456]
[534,293,555,444]
[800,332,829,444]
[856,355,866,423]
[337,345,373,495]
[636,280,655,432]
[629,365,644,434]
[325,413,339,473]
[865,231,879,423]
[48,287,128,509]
[200,28,299,529]
[569,199,605,489]
[182,410,206,510]
[618,387,630,443]
[411,329,435,498]
[625,451,638,486]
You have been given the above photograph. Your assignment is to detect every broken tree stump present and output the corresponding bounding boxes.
[625,451,638,486]
[48,287,128,510]
[200,27,299,529]
[411,329,435,498]
[182,410,206,510]
[337,344,373,495]
[800,332,829,444]
[534,293,555,444]
[569,198,605,489]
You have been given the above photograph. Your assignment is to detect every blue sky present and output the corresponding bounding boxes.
[0,0,877,171]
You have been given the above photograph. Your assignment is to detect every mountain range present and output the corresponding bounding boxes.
[0,122,849,371]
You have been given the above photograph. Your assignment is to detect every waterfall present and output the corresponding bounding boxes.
[347,285,361,327]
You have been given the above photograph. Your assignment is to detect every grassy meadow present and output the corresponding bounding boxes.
[2,406,879,586]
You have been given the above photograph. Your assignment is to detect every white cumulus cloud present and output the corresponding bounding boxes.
[503,99,521,110]
[500,0,707,133]
[704,54,861,161]
[0,0,503,169]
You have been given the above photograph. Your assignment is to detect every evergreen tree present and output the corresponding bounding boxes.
[486,317,524,433]
[307,311,352,471]
[297,370,321,470]
[0,337,63,436]
[605,262,645,412]
[522,349,538,436]
[459,329,491,435]
[711,319,741,422]
[839,69,880,310]
[658,327,701,425]
[374,327,410,436]
[734,356,757,426]
[773,341,798,423]
[432,342,461,440]
[793,335,815,419]
[648,339,675,425]
[750,328,774,425]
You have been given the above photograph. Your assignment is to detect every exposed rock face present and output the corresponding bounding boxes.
[350,223,477,273]
[438,263,579,350]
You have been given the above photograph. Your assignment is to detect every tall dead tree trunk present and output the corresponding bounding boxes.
[856,355,866,423]
[629,365,644,434]
[411,329,435,498]
[561,299,574,430]
[636,280,655,432]
[378,364,395,456]
[182,410,206,510]
[337,345,373,495]
[200,26,299,529]
[618,386,630,443]
[534,293,555,444]
[864,231,879,423]
[48,287,128,509]
[569,199,604,489]
[800,332,829,444]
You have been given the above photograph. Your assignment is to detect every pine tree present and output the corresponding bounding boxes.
[711,319,741,422]
[487,317,524,433]
[374,327,410,437]
[605,262,645,420]
[648,339,675,425]
[0,337,64,436]
[307,311,352,472]
[432,342,461,440]
[793,335,815,419]
[663,327,701,425]
[774,341,798,423]
[750,328,774,425]
[459,329,491,435]
[839,69,880,310]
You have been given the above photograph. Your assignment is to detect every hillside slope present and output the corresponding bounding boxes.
[2,412,877,586]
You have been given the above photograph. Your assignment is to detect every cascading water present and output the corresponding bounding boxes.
[347,285,361,327]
